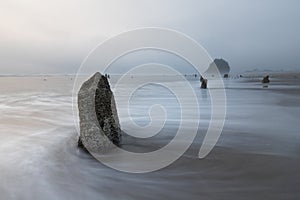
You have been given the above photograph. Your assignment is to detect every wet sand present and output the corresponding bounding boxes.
[0,76,299,199]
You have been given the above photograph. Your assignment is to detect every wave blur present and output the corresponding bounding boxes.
[0,76,300,199]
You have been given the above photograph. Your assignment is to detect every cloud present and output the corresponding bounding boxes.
[0,0,299,74]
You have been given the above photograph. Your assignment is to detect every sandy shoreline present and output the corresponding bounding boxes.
[0,76,299,199]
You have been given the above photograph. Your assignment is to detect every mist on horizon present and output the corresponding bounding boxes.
[1,0,299,75]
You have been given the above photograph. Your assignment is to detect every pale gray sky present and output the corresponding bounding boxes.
[0,0,299,74]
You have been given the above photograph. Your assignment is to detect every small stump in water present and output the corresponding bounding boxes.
[200,76,208,89]
[262,75,270,84]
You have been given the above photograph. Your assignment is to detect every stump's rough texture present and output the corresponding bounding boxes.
[78,72,121,152]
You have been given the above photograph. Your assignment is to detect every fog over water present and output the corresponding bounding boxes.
[1,0,300,74]
[1,0,300,199]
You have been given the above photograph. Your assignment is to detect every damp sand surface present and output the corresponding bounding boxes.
[0,76,300,200]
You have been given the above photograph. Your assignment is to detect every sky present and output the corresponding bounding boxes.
[0,0,299,75]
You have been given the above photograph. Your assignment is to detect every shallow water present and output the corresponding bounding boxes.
[0,76,300,199]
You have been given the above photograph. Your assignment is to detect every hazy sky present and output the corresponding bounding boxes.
[1,0,299,74]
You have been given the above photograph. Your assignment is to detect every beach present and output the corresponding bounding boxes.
[0,75,300,199]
